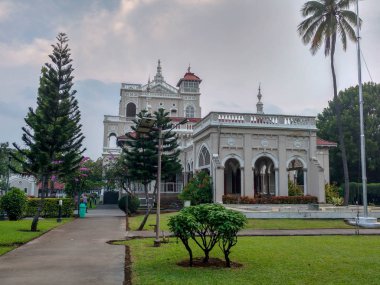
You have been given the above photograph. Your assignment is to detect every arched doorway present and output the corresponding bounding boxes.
[287,158,305,195]
[224,158,241,195]
[254,157,275,196]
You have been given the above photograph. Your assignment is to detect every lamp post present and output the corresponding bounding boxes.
[137,116,187,247]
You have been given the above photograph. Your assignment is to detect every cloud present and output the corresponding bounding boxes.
[0,38,52,68]
[0,1,14,22]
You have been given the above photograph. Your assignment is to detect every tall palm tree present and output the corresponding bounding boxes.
[298,0,360,205]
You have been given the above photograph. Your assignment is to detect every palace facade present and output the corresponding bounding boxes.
[103,61,336,203]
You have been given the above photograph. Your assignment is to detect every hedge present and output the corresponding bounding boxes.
[25,198,75,218]
[222,195,318,204]
[340,182,380,205]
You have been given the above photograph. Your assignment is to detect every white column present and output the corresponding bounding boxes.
[240,167,245,196]
[303,169,307,196]
[275,168,279,196]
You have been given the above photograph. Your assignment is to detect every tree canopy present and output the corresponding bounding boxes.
[317,82,380,184]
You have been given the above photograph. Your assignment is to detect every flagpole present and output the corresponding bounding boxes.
[356,0,367,217]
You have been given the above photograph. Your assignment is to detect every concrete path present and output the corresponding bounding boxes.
[0,205,127,285]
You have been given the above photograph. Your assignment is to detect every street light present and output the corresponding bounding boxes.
[137,116,187,247]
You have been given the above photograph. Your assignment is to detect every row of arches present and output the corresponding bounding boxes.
[124,102,196,118]
[195,145,306,197]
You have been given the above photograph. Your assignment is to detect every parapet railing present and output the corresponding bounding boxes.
[193,112,317,134]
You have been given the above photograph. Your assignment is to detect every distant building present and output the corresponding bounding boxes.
[9,175,38,196]
[103,61,336,203]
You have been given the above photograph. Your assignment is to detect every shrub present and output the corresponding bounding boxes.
[25,198,75,218]
[325,184,343,205]
[1,187,27,220]
[168,204,247,267]
[222,195,318,204]
[118,194,140,214]
[179,171,212,205]
[288,181,303,196]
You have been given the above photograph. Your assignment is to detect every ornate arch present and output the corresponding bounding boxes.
[197,143,211,169]
[252,152,279,169]
[286,156,307,170]
[221,154,244,168]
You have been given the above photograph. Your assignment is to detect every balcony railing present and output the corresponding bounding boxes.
[194,112,317,135]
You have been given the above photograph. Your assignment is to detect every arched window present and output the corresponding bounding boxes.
[185,105,195,118]
[108,133,117,148]
[198,146,211,168]
[126,103,136,117]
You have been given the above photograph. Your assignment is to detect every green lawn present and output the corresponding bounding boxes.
[0,218,73,255]
[119,236,380,285]
[129,212,354,231]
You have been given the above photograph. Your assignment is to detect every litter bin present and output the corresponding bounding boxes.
[79,203,86,218]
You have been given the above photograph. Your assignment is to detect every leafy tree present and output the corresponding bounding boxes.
[0,187,27,220]
[317,82,380,186]
[0,143,10,191]
[64,157,104,197]
[168,204,247,267]
[298,0,360,205]
[12,33,85,231]
[179,171,213,205]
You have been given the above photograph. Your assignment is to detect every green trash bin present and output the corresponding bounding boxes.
[79,203,86,218]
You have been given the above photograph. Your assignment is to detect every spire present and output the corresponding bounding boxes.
[187,64,191,73]
[147,76,151,92]
[256,84,264,114]
[154,59,164,82]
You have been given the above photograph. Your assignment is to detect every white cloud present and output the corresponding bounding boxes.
[0,38,52,68]
[0,1,14,22]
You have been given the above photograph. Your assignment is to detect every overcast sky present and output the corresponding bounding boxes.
[0,0,379,160]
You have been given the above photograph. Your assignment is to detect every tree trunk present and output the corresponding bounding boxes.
[31,175,47,232]
[137,182,157,231]
[183,240,193,267]
[224,251,231,268]
[203,249,210,263]
[330,35,350,205]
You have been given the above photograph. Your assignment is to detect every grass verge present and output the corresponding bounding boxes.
[117,236,380,285]
[0,218,73,256]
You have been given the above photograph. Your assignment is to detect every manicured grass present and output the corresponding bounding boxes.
[128,212,354,231]
[119,236,380,285]
[0,218,73,255]
[246,218,354,229]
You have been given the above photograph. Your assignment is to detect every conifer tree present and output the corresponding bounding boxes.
[122,108,182,230]
[12,33,85,231]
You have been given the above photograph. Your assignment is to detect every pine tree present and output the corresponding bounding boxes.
[122,108,182,230]
[12,33,85,231]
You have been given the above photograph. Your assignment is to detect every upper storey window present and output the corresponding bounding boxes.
[185,105,195,118]
[183,81,199,93]
[126,103,136,117]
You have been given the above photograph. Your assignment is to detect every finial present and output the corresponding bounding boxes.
[147,76,151,91]
[256,84,264,114]
[154,59,164,82]
[188,64,191,73]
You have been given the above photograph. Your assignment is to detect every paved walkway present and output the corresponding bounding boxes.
[0,205,126,285]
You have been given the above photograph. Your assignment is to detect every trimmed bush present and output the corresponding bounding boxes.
[1,188,27,220]
[288,181,303,196]
[25,198,75,218]
[168,204,247,267]
[325,184,343,205]
[179,171,212,205]
[118,194,140,214]
[222,195,318,204]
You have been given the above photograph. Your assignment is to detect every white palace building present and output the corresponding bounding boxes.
[103,60,336,203]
